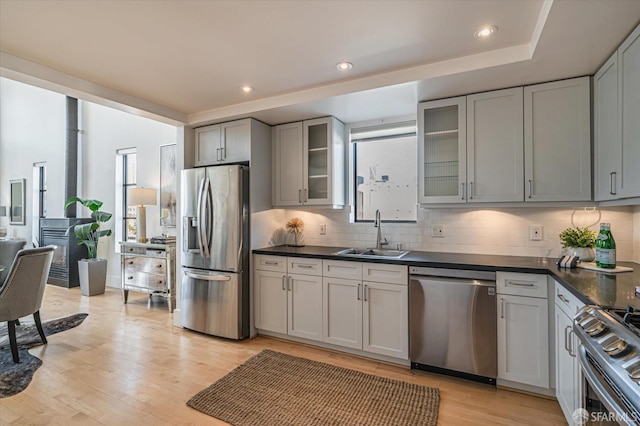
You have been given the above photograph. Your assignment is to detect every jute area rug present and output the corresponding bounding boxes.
[187,349,440,426]
[0,313,88,398]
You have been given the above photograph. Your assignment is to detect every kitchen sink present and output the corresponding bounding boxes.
[333,248,409,259]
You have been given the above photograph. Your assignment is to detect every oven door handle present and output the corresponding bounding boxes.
[579,346,634,425]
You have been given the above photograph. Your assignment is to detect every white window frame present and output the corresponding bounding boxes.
[115,147,136,250]
[347,115,417,223]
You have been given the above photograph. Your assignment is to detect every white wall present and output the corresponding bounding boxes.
[0,78,66,241]
[0,77,178,287]
[270,206,637,261]
[81,102,177,286]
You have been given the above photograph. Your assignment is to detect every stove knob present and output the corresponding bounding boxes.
[585,320,607,336]
[603,337,628,356]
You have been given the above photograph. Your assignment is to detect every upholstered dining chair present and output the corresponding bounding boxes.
[0,239,27,284]
[0,246,54,363]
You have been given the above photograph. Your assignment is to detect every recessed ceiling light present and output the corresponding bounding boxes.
[241,85,253,93]
[336,61,353,71]
[475,25,498,38]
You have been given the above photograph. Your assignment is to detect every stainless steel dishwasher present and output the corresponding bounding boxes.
[409,266,497,384]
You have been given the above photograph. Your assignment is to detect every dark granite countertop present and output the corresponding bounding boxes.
[253,245,640,310]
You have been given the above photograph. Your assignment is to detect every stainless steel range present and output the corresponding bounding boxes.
[573,305,640,425]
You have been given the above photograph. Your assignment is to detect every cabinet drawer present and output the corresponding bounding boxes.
[124,257,166,275]
[323,260,362,280]
[123,272,168,291]
[254,255,287,273]
[497,272,547,298]
[554,280,585,317]
[362,263,407,285]
[288,257,322,276]
[145,249,167,258]
[122,245,146,255]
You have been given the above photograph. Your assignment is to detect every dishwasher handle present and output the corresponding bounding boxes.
[410,266,496,281]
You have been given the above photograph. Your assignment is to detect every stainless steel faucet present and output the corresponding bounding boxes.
[374,210,387,249]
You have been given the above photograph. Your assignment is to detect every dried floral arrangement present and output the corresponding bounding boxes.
[286,217,304,247]
[286,217,304,234]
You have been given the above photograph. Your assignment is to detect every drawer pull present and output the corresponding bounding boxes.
[128,261,134,265]
[557,294,569,304]
[297,264,314,269]
[506,280,535,287]
[156,264,162,268]
[127,276,133,280]
[264,261,279,266]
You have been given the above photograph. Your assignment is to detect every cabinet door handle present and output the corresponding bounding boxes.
[461,182,465,200]
[304,189,308,202]
[564,325,571,353]
[364,284,368,302]
[298,189,302,204]
[469,182,473,200]
[528,180,533,198]
[288,276,292,291]
[568,329,576,357]
[506,280,535,287]
[610,172,617,195]
[216,148,221,162]
[220,147,226,161]
[357,283,361,301]
[282,275,286,291]
[500,298,505,319]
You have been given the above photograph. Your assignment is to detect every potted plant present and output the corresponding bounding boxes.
[559,226,597,262]
[64,197,112,296]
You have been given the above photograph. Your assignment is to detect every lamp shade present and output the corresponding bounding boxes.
[0,206,6,216]
[128,188,157,206]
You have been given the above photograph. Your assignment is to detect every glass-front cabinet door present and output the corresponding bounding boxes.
[418,97,467,204]
[305,119,329,202]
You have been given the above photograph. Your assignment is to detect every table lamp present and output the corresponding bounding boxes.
[128,188,157,243]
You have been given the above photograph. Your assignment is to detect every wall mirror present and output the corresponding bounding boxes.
[10,178,25,225]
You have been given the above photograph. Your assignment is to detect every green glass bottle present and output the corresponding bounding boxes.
[595,223,616,268]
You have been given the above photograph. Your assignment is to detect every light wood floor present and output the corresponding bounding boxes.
[1,285,567,425]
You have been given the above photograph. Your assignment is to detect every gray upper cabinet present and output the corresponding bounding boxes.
[418,96,467,204]
[273,116,345,207]
[619,24,640,198]
[524,77,592,202]
[594,23,640,202]
[418,87,524,204]
[194,119,252,166]
[467,87,524,203]
[594,54,620,201]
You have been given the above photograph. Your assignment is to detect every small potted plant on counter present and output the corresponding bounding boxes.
[64,197,112,296]
[559,226,597,262]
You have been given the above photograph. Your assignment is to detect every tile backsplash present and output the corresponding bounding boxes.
[263,206,638,261]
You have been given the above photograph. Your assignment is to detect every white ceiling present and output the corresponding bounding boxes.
[1,0,639,127]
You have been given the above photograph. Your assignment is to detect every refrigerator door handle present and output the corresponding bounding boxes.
[196,177,206,255]
[185,271,231,281]
[200,175,212,259]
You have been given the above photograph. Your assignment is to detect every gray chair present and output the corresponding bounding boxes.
[0,246,54,363]
[0,239,26,284]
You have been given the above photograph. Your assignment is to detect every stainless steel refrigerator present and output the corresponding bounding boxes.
[180,164,249,339]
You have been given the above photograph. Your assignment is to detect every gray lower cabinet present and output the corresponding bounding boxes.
[496,272,551,392]
[120,242,176,312]
[554,280,585,425]
[254,255,408,361]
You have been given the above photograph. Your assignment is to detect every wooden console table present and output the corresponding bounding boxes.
[119,241,176,312]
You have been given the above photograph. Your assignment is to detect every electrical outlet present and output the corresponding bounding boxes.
[432,225,445,238]
[529,225,543,241]
[320,224,326,235]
